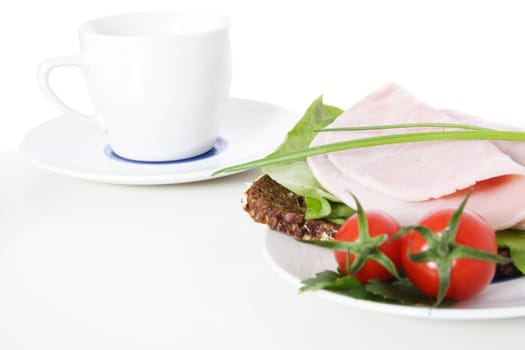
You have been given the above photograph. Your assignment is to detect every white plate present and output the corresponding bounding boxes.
[19,98,296,185]
[264,229,525,320]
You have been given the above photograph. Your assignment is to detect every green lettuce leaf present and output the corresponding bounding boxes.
[262,96,353,222]
[496,229,525,274]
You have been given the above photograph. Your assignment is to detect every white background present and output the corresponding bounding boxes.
[2,0,525,152]
[2,1,525,349]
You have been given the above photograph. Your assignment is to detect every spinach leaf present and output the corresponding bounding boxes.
[262,96,353,222]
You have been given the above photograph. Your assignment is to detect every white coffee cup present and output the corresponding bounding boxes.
[38,12,231,162]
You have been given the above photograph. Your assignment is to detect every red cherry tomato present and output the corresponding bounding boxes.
[401,208,497,300]
[335,211,401,283]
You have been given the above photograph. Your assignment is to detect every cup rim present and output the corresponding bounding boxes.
[79,11,231,38]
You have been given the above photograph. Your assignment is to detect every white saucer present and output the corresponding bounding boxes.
[19,98,297,185]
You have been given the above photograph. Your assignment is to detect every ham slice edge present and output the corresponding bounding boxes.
[322,84,525,202]
[307,84,525,230]
[308,145,525,230]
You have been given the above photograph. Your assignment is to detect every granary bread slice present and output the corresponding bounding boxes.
[243,174,338,240]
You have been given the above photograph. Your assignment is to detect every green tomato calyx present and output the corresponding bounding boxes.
[299,194,400,280]
[403,192,512,305]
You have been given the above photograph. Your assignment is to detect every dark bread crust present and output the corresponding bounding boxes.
[244,174,521,279]
[244,174,339,239]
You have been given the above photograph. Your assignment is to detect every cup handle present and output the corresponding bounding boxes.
[37,56,105,130]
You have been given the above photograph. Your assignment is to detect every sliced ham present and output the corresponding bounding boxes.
[307,84,525,230]
[441,108,525,166]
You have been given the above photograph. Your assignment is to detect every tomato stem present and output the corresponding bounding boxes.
[405,193,512,305]
[299,194,400,280]
[436,261,453,305]
[436,240,451,257]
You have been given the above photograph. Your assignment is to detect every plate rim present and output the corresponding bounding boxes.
[263,228,525,320]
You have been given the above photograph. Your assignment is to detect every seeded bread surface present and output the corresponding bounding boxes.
[244,174,339,240]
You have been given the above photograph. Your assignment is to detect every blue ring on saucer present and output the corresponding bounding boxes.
[104,137,228,165]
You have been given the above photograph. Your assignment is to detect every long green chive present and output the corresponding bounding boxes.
[213,128,525,175]
[316,122,493,132]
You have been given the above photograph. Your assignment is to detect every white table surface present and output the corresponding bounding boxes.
[1,151,525,349]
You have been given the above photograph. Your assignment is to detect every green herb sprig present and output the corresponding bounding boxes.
[300,270,447,306]
[316,122,492,132]
[214,126,525,175]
